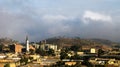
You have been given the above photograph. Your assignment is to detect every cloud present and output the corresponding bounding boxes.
[48,25,71,35]
[42,15,71,23]
[0,8,74,42]
[83,10,112,24]
[41,15,73,36]
[0,9,117,42]
[0,0,120,43]
[0,10,34,41]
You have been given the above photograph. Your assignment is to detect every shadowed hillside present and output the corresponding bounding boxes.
[45,37,119,50]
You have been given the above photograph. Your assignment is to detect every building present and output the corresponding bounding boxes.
[67,51,75,57]
[26,36,29,52]
[0,54,6,59]
[29,54,40,60]
[29,45,35,51]
[2,45,10,52]
[40,44,57,51]
[0,59,20,67]
[77,51,84,55]
[65,62,76,66]
[15,44,23,53]
[31,43,40,49]
[9,44,23,53]
[90,48,96,53]
[49,44,57,51]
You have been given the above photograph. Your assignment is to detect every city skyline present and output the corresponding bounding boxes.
[0,0,120,42]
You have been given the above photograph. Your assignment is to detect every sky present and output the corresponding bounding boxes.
[0,0,120,42]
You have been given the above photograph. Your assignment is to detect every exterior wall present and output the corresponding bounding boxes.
[29,45,35,50]
[30,55,40,60]
[0,59,20,67]
[49,45,57,51]
[15,44,22,53]
[77,52,84,55]
[90,48,96,53]
[32,44,39,49]
[65,62,76,66]
[0,63,16,67]
[40,44,45,50]
[0,63,4,67]
[9,63,16,67]
[26,40,29,52]
[40,44,57,51]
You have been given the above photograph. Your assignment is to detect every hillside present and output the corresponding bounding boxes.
[45,37,119,50]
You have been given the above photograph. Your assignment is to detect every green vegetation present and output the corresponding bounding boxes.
[0,45,3,52]
[60,51,69,60]
[20,57,28,65]
[35,48,47,56]
[36,48,55,56]
[29,49,35,54]
[4,63,10,67]
[70,45,81,52]
[98,49,105,57]
[46,48,55,56]
[45,37,117,49]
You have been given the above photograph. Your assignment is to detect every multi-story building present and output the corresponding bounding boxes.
[40,44,57,51]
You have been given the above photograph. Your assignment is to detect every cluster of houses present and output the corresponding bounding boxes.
[0,37,120,67]
[0,37,59,67]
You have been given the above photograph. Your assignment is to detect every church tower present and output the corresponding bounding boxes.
[26,36,29,52]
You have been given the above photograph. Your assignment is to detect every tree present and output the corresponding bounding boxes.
[70,54,83,60]
[60,51,68,60]
[0,45,3,52]
[20,57,28,65]
[55,61,65,67]
[35,48,47,56]
[70,45,81,52]
[47,48,55,56]
[9,44,15,52]
[73,62,82,67]
[82,56,93,67]
[4,63,10,67]
[29,49,35,54]
[98,49,104,57]
[65,47,70,53]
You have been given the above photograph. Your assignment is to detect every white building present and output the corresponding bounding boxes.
[49,44,57,51]
[90,48,96,53]
[26,36,29,52]
[40,44,57,51]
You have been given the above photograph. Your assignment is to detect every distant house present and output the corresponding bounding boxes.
[15,44,23,53]
[0,54,6,59]
[29,45,35,51]
[0,59,20,67]
[9,43,23,53]
[2,45,10,52]
[89,57,120,67]
[77,51,84,55]
[65,61,76,66]
[31,43,40,49]
[90,48,96,53]
[40,44,57,51]
[29,54,40,60]
[67,51,75,57]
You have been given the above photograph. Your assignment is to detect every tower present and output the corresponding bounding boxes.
[26,36,29,52]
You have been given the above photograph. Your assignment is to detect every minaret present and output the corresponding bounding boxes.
[26,36,29,52]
